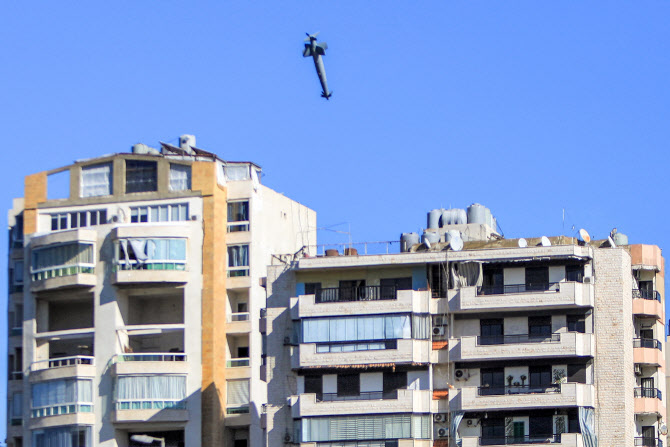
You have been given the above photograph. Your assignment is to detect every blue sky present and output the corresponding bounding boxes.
[1,1,668,437]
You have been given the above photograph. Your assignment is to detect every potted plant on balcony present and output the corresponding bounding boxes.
[520,375,527,386]
[507,375,514,387]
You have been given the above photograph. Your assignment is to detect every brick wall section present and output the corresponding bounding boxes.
[23,171,47,235]
[192,161,228,447]
[593,248,635,447]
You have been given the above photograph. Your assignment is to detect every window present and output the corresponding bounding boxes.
[567,314,586,333]
[125,160,157,193]
[130,203,189,223]
[11,392,22,420]
[428,263,447,298]
[528,316,552,338]
[304,376,323,396]
[31,379,93,417]
[228,245,249,277]
[13,261,24,285]
[169,164,191,191]
[566,265,584,283]
[302,314,414,346]
[31,243,95,281]
[227,201,249,232]
[227,379,250,414]
[481,418,505,444]
[116,238,186,270]
[115,375,186,410]
[33,426,91,447]
[480,319,504,345]
[337,374,360,397]
[526,267,549,291]
[224,165,250,181]
[50,209,107,231]
[482,268,504,294]
[529,365,552,387]
[304,283,322,295]
[480,367,504,395]
[81,163,112,197]
[380,277,412,299]
[301,414,430,442]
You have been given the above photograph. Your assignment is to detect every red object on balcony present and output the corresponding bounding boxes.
[433,389,449,400]
[432,340,448,350]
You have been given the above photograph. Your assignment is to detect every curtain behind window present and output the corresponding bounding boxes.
[228,245,249,267]
[227,379,250,406]
[169,164,191,191]
[116,375,186,401]
[33,425,91,447]
[81,163,112,197]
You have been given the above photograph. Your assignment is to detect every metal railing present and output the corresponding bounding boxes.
[477,333,561,345]
[31,355,94,371]
[226,358,250,368]
[317,390,398,402]
[229,312,250,322]
[316,285,397,303]
[10,371,23,380]
[634,437,664,447]
[633,338,662,351]
[226,405,250,414]
[313,240,400,256]
[634,387,662,399]
[480,434,561,445]
[116,400,185,410]
[478,384,561,396]
[116,353,186,362]
[633,289,661,302]
[478,282,560,295]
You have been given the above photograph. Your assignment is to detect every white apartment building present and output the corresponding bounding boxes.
[5,136,316,447]
[264,205,666,447]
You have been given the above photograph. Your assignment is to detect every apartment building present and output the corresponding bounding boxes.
[264,205,666,447]
[6,136,316,447]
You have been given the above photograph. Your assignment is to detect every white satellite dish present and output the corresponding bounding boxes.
[579,229,591,243]
[518,238,527,248]
[608,236,617,248]
[424,239,432,249]
[540,236,551,247]
[660,423,668,436]
[450,235,463,252]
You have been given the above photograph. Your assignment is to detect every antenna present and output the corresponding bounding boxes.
[518,238,527,248]
[540,236,551,247]
[579,229,591,243]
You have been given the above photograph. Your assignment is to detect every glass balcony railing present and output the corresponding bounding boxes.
[477,333,561,346]
[480,434,561,445]
[315,285,398,303]
[116,353,186,362]
[31,355,94,371]
[226,358,250,368]
[478,282,561,295]
[478,384,561,396]
[633,338,662,350]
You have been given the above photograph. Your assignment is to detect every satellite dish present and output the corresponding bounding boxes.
[608,236,617,248]
[579,229,591,243]
[660,423,668,436]
[518,238,527,248]
[541,236,551,247]
[450,235,463,252]
[424,239,432,249]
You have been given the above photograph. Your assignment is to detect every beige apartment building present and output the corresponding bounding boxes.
[5,136,316,447]
[264,206,666,447]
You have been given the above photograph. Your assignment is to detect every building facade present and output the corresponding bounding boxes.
[6,136,316,447]
[264,209,666,447]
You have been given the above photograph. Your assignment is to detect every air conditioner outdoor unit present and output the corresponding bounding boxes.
[284,433,293,443]
[437,427,449,438]
[433,413,446,423]
[583,276,593,284]
[455,369,470,381]
[433,326,446,336]
[634,364,642,376]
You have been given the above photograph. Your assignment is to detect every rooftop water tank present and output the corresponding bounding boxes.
[613,233,628,246]
[427,209,442,230]
[467,203,488,225]
[422,231,440,246]
[400,233,420,252]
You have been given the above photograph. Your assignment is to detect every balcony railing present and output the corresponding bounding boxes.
[10,371,23,380]
[226,405,250,414]
[633,289,661,302]
[634,387,662,399]
[478,282,561,296]
[229,312,250,322]
[31,403,93,418]
[315,285,398,303]
[116,353,186,362]
[31,355,94,371]
[315,339,398,353]
[116,400,186,410]
[226,357,250,368]
[116,260,186,271]
[478,384,561,396]
[480,434,561,445]
[317,390,398,402]
[634,437,664,447]
[634,338,662,351]
[477,333,561,346]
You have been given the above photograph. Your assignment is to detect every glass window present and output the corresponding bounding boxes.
[115,375,186,410]
[566,265,584,282]
[31,243,95,280]
[33,426,92,447]
[31,379,93,417]
[50,210,106,231]
[301,414,429,442]
[302,314,416,344]
[130,204,189,223]
[227,201,249,232]
[13,261,24,284]
[227,245,249,277]
[117,238,186,270]
[81,163,112,197]
[125,160,157,193]
[227,379,250,413]
[224,165,250,181]
[169,164,191,191]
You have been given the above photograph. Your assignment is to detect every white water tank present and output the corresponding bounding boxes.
[427,209,442,229]
[400,233,420,252]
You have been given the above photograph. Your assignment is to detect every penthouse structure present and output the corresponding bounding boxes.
[264,205,666,447]
[6,136,316,447]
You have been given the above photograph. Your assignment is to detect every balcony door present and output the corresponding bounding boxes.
[528,316,552,341]
[642,425,656,446]
[526,267,549,291]
[529,365,552,392]
[480,319,504,345]
[482,268,503,294]
[380,277,411,300]
[339,280,365,301]
[480,368,504,395]
[641,377,655,398]
[481,418,505,445]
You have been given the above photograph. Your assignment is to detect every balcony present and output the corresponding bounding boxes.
[448,282,593,313]
[111,353,188,376]
[633,290,663,320]
[292,338,431,370]
[227,312,251,334]
[634,438,664,447]
[634,339,665,367]
[450,383,594,411]
[30,356,95,382]
[293,289,430,319]
[634,388,665,415]
[291,389,432,418]
[112,401,189,424]
[29,230,97,293]
[450,333,594,362]
[460,433,585,447]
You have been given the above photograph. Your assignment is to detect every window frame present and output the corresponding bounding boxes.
[129,203,189,223]
[80,162,113,198]
[227,200,250,232]
[227,244,250,277]
[125,160,158,194]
